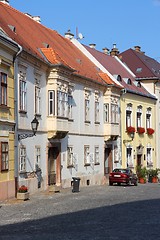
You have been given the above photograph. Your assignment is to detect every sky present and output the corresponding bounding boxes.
[9,0,160,61]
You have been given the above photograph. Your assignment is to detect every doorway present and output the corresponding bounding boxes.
[137,154,142,166]
[105,147,112,174]
[48,146,61,186]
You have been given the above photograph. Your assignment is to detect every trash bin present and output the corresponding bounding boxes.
[72,177,81,192]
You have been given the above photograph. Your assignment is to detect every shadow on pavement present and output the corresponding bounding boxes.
[0,197,160,240]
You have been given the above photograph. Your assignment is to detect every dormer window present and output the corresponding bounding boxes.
[117,75,122,81]
[136,68,142,73]
[137,82,141,87]
[127,78,132,85]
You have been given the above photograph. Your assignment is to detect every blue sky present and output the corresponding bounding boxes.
[10,0,160,61]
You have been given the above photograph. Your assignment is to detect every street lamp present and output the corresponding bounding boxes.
[123,132,135,144]
[18,116,39,140]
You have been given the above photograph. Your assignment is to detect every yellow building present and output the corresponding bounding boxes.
[121,91,156,171]
[0,32,19,200]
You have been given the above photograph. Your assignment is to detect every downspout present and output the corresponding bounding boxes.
[13,45,23,197]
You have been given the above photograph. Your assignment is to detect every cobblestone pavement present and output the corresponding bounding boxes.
[0,183,160,240]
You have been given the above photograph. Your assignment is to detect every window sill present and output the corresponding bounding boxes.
[84,163,90,166]
[0,105,10,110]
[85,121,91,124]
[95,162,100,165]
[1,169,9,172]
[67,165,74,168]
[94,121,100,125]
[19,110,27,114]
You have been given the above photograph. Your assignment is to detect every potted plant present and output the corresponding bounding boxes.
[136,165,147,184]
[137,127,145,134]
[127,126,135,133]
[147,168,159,183]
[17,185,29,200]
[147,128,154,135]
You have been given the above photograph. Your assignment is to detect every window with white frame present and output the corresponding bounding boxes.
[67,146,73,167]
[35,80,41,115]
[84,90,90,122]
[19,145,26,172]
[57,90,68,117]
[95,92,100,123]
[94,146,99,164]
[146,147,153,166]
[84,145,90,165]
[0,72,7,106]
[48,90,55,115]
[104,103,109,122]
[137,105,142,128]
[19,71,27,112]
[35,146,41,170]
[1,142,9,171]
[111,104,118,124]
[126,103,132,128]
[68,87,73,119]
[126,146,133,167]
[146,108,151,129]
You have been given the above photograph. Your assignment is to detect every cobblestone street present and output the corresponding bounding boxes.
[0,183,160,240]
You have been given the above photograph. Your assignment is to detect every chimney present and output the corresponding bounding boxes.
[0,0,9,4]
[89,43,96,49]
[134,46,141,52]
[65,29,74,40]
[32,16,41,23]
[102,47,109,55]
[25,13,41,23]
[110,43,119,57]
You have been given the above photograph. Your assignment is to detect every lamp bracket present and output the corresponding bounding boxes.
[18,133,35,141]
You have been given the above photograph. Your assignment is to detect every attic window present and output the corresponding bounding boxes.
[76,59,82,64]
[137,82,141,87]
[8,24,16,32]
[117,75,122,81]
[136,68,142,73]
[127,78,132,85]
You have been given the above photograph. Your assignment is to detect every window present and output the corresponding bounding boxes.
[95,101,99,123]
[35,85,41,115]
[0,73,7,106]
[19,72,27,111]
[104,103,109,122]
[126,103,132,128]
[94,146,99,164]
[35,146,41,170]
[126,147,133,168]
[1,142,9,171]
[146,108,151,129]
[68,94,73,119]
[84,145,90,165]
[67,146,73,167]
[111,104,118,123]
[57,91,68,117]
[95,92,100,123]
[85,90,90,122]
[127,78,132,85]
[19,146,26,172]
[137,106,142,128]
[48,90,55,115]
[146,147,153,166]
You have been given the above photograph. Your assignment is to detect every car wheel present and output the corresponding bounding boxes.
[134,180,138,186]
[109,181,113,186]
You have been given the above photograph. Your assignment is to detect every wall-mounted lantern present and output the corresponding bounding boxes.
[18,116,39,140]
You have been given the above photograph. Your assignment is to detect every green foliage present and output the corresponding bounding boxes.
[147,168,160,177]
[136,165,147,179]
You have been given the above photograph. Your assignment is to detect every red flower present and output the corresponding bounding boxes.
[147,128,154,135]
[137,127,145,134]
[18,185,28,193]
[127,126,135,133]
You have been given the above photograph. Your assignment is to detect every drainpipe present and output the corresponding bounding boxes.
[13,44,23,197]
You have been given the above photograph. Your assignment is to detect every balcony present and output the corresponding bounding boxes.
[104,123,120,141]
[47,116,69,139]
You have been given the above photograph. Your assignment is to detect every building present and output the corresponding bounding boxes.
[0,31,20,200]
[120,46,160,168]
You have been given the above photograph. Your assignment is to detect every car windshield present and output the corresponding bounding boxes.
[113,169,129,173]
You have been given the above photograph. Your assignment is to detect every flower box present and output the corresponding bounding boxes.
[147,128,154,135]
[17,192,29,200]
[127,126,135,133]
[137,127,145,134]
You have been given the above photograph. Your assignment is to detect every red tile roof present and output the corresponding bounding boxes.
[120,48,160,79]
[84,45,155,98]
[0,2,107,85]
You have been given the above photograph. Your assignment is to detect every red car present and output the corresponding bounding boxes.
[109,168,138,186]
